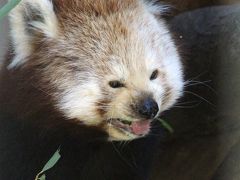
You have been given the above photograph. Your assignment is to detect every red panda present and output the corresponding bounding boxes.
[0,0,183,179]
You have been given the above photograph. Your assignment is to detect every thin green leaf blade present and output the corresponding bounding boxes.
[35,148,61,180]
[42,148,61,172]
[158,118,174,134]
[0,0,21,21]
[38,174,46,180]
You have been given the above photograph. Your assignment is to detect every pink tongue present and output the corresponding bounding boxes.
[131,120,150,135]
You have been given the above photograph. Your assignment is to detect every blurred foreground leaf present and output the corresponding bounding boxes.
[35,148,61,180]
[0,0,21,21]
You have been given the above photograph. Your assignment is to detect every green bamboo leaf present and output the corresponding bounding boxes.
[0,0,21,21]
[41,148,61,172]
[38,174,46,180]
[35,148,61,180]
[158,118,174,134]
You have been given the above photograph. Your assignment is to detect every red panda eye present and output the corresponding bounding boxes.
[150,70,159,80]
[109,81,124,88]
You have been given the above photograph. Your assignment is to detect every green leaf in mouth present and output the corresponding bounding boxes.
[120,119,132,125]
[157,118,174,134]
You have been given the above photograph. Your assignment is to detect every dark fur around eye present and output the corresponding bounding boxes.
[150,70,159,80]
[109,81,124,88]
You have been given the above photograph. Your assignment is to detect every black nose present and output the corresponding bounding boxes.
[138,98,159,119]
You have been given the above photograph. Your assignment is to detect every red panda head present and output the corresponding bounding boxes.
[6,0,183,141]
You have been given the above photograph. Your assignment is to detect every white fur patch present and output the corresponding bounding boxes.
[58,80,103,126]
[8,0,58,69]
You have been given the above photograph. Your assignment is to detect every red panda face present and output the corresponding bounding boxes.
[8,0,183,141]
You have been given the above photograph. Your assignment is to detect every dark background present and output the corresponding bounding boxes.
[150,2,240,180]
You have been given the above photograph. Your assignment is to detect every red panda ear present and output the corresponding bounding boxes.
[8,0,59,69]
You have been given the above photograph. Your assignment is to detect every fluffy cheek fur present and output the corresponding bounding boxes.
[58,81,103,126]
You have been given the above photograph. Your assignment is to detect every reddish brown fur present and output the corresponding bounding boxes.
[2,0,184,141]
[0,0,145,129]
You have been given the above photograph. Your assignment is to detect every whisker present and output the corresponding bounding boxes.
[184,80,212,87]
[173,103,201,109]
[184,91,215,107]
[111,142,135,168]
[186,71,209,81]
[175,100,201,105]
[184,80,217,94]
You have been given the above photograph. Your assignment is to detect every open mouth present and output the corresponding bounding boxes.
[107,118,151,136]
